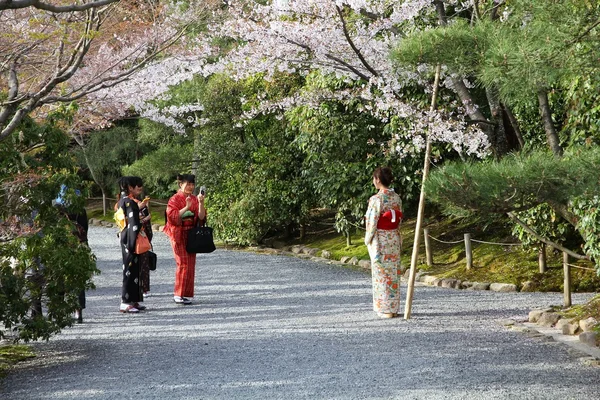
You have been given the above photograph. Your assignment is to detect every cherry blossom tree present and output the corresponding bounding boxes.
[104,0,491,158]
[0,0,219,142]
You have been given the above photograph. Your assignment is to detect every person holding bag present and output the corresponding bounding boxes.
[164,174,206,305]
[116,176,147,313]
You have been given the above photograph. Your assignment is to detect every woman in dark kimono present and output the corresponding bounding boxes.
[116,176,146,313]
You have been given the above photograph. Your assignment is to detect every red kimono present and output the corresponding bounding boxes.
[164,191,205,298]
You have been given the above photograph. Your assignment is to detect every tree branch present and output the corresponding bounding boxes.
[335,5,379,78]
[0,0,119,12]
[508,212,589,260]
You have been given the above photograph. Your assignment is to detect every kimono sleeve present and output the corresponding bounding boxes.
[166,195,183,226]
[364,195,381,246]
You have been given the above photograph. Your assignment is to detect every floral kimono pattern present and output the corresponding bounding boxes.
[364,189,403,314]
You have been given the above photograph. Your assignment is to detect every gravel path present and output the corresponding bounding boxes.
[1,226,599,400]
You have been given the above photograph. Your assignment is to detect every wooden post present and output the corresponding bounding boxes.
[464,233,472,270]
[424,228,433,267]
[538,243,547,273]
[563,252,571,307]
[404,64,442,320]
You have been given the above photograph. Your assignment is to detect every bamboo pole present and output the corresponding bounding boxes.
[563,252,571,307]
[424,228,433,267]
[404,64,442,320]
[464,233,472,270]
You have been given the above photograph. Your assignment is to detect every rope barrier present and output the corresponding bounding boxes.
[471,239,521,246]
[565,263,596,272]
[427,235,463,244]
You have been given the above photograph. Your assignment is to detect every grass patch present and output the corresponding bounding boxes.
[0,345,35,377]
[558,294,600,329]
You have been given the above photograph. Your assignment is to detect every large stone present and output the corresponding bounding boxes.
[470,282,491,291]
[461,281,474,289]
[340,256,351,264]
[349,256,359,266]
[158,225,165,232]
[528,309,545,323]
[489,283,517,292]
[538,312,561,327]
[579,332,598,347]
[358,260,371,270]
[441,279,461,289]
[302,247,319,256]
[152,224,160,231]
[291,245,303,254]
[320,250,332,259]
[520,281,537,292]
[423,275,438,285]
[556,319,580,335]
[579,317,598,332]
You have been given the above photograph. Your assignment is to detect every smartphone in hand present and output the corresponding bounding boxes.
[199,186,206,196]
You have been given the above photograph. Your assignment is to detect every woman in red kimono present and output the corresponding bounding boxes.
[164,174,206,305]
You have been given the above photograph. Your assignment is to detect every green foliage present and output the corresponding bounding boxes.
[76,123,148,198]
[124,144,194,199]
[427,147,600,272]
[392,1,600,105]
[511,204,572,250]
[561,74,600,147]
[426,147,600,217]
[572,196,600,274]
[1,119,98,342]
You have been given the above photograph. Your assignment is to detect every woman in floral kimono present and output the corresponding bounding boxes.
[164,174,206,305]
[364,167,403,318]
[116,176,147,313]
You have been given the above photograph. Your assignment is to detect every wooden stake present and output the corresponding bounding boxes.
[404,64,442,320]
[424,228,433,267]
[464,233,472,270]
[563,252,571,307]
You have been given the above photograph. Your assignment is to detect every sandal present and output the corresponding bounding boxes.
[119,304,139,313]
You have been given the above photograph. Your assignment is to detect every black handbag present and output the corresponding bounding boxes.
[147,250,157,271]
[186,225,216,253]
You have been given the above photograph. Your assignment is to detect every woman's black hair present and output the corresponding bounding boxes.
[373,167,393,187]
[177,174,195,184]
[118,176,144,195]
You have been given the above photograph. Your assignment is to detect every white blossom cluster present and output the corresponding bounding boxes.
[87,0,491,156]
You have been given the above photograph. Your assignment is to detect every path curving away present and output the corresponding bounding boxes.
[1,227,599,400]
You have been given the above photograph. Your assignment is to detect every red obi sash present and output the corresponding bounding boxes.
[377,209,403,230]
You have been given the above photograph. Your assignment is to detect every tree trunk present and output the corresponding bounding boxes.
[345,230,352,247]
[537,89,563,156]
[502,104,525,149]
[435,0,506,157]
[101,189,107,217]
[485,86,509,157]
[74,133,107,215]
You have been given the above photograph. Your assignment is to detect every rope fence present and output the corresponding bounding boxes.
[421,228,598,308]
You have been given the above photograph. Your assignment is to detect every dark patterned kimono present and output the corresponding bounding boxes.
[118,195,143,304]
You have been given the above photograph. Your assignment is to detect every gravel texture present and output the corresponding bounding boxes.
[1,226,599,400]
